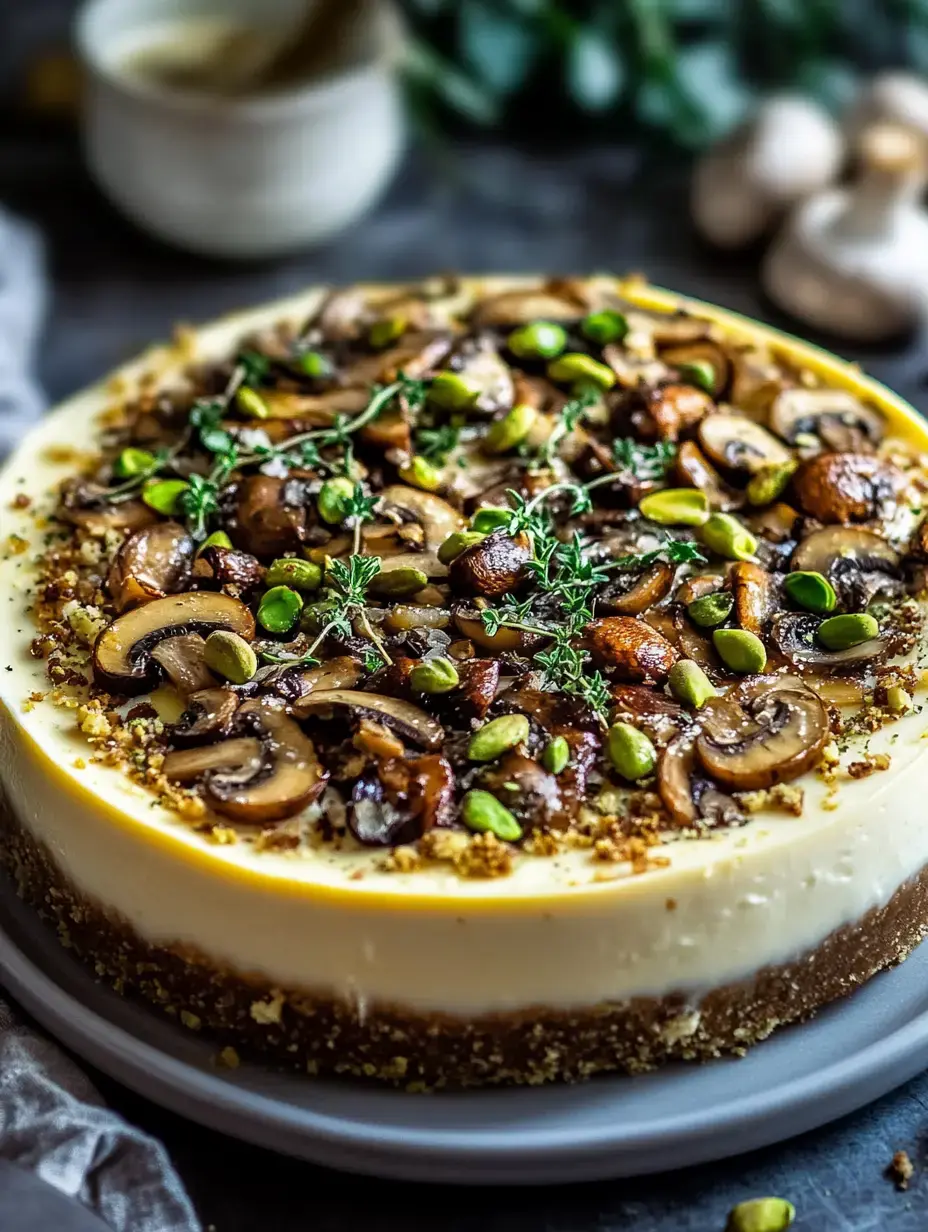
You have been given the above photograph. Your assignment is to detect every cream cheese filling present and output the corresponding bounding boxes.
[2,278,928,1018]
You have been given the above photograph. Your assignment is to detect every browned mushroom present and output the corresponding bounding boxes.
[196,544,266,594]
[150,633,216,695]
[107,521,194,611]
[93,591,255,694]
[478,752,562,830]
[449,531,531,598]
[624,309,713,347]
[447,336,515,415]
[469,284,589,328]
[791,526,902,609]
[257,388,368,422]
[699,413,792,475]
[293,689,445,749]
[792,453,906,524]
[59,479,157,534]
[384,604,451,635]
[675,573,727,606]
[729,561,776,636]
[368,655,500,724]
[657,729,744,828]
[311,286,368,341]
[348,753,455,845]
[230,475,309,558]
[452,603,539,654]
[164,737,264,786]
[771,612,887,672]
[661,340,731,397]
[695,675,829,790]
[359,405,412,455]
[379,485,465,548]
[674,441,744,512]
[582,616,678,683]
[598,562,674,615]
[171,687,239,745]
[626,383,715,441]
[342,332,453,388]
[769,388,884,451]
[729,347,790,419]
[298,656,364,693]
[612,684,688,747]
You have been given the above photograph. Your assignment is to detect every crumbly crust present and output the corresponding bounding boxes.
[5,801,928,1090]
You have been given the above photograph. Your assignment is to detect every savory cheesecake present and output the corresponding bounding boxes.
[2,275,928,1089]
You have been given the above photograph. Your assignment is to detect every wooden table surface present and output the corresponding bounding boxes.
[4,127,928,1231]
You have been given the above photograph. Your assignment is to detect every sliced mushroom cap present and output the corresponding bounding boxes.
[93,591,255,695]
[343,331,455,388]
[479,752,562,830]
[293,688,445,749]
[699,413,793,474]
[771,611,887,672]
[729,561,776,636]
[792,452,905,524]
[298,656,364,693]
[107,521,194,611]
[448,336,515,415]
[469,285,589,328]
[258,388,368,423]
[367,654,500,724]
[657,729,744,828]
[449,531,531,598]
[348,753,455,846]
[661,340,731,397]
[150,633,216,695]
[769,388,885,451]
[311,286,368,341]
[627,383,715,441]
[730,347,790,419]
[624,309,713,347]
[674,441,744,512]
[791,526,902,609]
[598,562,674,615]
[201,701,328,824]
[358,404,412,454]
[695,675,829,790]
[164,737,264,785]
[452,604,540,654]
[582,616,679,684]
[379,484,465,549]
[197,545,265,594]
[171,687,239,745]
[612,683,688,747]
[231,475,308,558]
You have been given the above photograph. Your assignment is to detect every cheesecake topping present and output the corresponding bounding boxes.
[22,277,928,872]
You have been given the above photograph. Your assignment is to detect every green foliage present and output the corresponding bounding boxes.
[399,0,928,146]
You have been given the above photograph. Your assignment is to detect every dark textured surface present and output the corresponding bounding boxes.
[4,130,928,1230]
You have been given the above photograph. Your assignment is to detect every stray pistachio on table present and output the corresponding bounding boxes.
[745,460,798,507]
[399,455,443,492]
[410,657,460,695]
[114,447,157,478]
[507,320,567,360]
[725,1196,795,1232]
[699,513,758,561]
[468,713,530,762]
[429,370,480,411]
[606,722,657,781]
[142,479,189,516]
[461,789,523,842]
[817,612,879,651]
[668,659,717,709]
[546,352,616,391]
[713,627,767,673]
[438,530,487,565]
[471,507,512,534]
[265,557,323,592]
[639,487,710,527]
[784,570,836,614]
[542,735,571,775]
[203,629,258,685]
[316,476,356,525]
[257,584,303,634]
[483,403,538,454]
[581,309,628,345]
[687,591,734,628]
[235,386,269,419]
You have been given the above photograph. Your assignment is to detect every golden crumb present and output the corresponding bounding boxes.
[250,990,285,1025]
[73,758,86,770]
[5,534,28,555]
[738,784,804,817]
[216,1046,240,1070]
[848,752,892,780]
[382,845,423,873]
[453,832,513,879]
[179,1010,202,1031]
[77,704,111,739]
[204,825,238,846]
[887,1149,914,1191]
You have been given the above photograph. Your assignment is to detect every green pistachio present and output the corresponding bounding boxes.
[700,513,758,561]
[369,567,429,598]
[296,350,332,379]
[399,455,443,492]
[713,628,767,673]
[300,599,336,633]
[546,352,616,391]
[203,630,257,685]
[316,476,356,525]
[725,1197,796,1232]
[235,386,269,419]
[368,314,407,349]
[410,657,460,694]
[197,530,233,555]
[429,370,481,411]
[142,479,189,516]
[784,570,837,614]
[639,488,710,527]
[461,790,523,842]
[438,530,487,565]
[677,359,716,393]
[257,585,303,634]
[507,321,568,360]
[668,659,717,709]
[687,591,734,628]
[483,403,538,455]
[470,507,511,534]
[265,557,323,592]
[468,714,530,762]
[817,612,879,651]
[114,447,157,478]
[542,735,570,775]
[580,309,628,345]
[606,722,657,781]
[886,684,913,713]
[746,460,798,507]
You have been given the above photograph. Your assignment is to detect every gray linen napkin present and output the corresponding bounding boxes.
[0,208,200,1232]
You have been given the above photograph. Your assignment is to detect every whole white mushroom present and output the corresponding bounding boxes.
[691,95,845,250]
[845,71,928,148]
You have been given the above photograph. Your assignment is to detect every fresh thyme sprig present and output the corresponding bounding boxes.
[612,437,677,481]
[609,539,706,571]
[415,423,460,464]
[534,388,596,470]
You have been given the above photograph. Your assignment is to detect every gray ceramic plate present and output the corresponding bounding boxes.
[2,876,927,1185]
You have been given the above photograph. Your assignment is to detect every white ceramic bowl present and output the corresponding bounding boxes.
[75,0,406,258]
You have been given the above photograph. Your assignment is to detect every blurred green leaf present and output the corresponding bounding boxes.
[566,27,626,112]
[459,2,539,95]
[794,57,859,108]
[671,41,754,140]
[404,39,500,125]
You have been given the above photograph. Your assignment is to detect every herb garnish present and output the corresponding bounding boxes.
[415,423,460,463]
[535,388,596,470]
[612,437,677,480]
